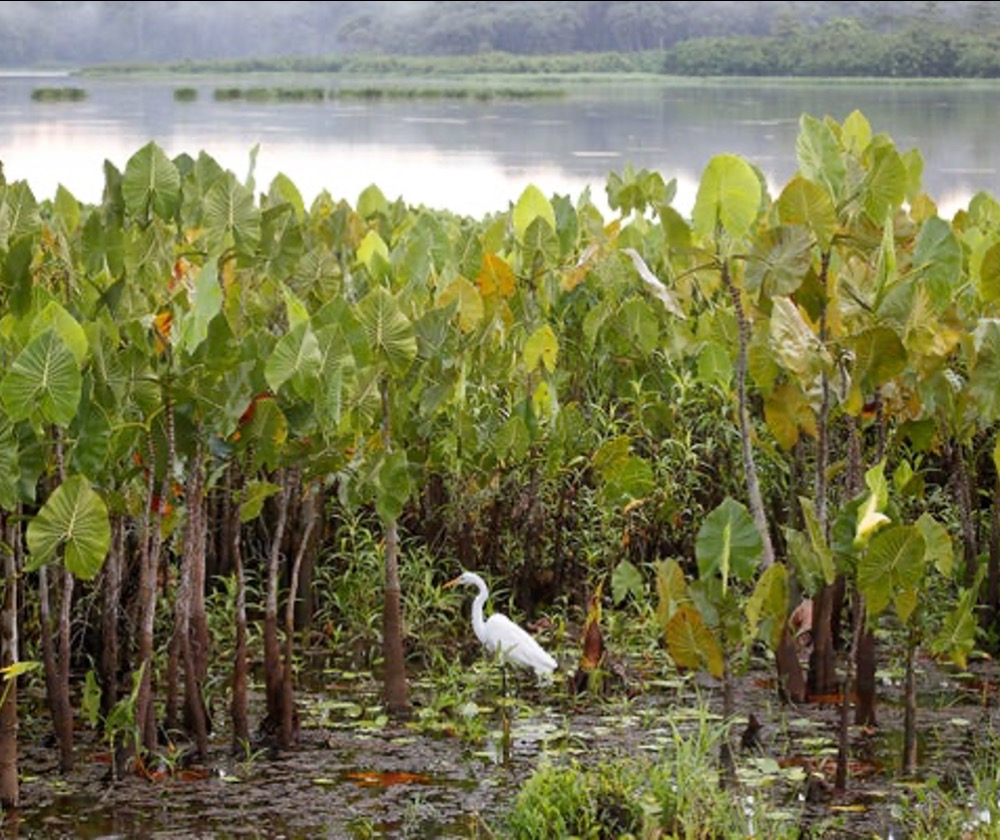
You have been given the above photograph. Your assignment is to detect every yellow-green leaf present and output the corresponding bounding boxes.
[524,324,558,373]
[438,276,483,333]
[513,184,556,243]
[665,604,724,679]
[692,154,761,241]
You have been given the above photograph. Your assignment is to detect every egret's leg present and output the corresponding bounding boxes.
[500,663,511,764]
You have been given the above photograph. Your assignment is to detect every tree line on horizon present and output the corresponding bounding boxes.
[4,1,1000,77]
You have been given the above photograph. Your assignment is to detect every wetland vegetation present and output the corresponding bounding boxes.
[3,104,1000,837]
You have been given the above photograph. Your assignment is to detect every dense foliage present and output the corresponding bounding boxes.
[6,0,1000,78]
[2,108,1000,823]
[662,16,1000,77]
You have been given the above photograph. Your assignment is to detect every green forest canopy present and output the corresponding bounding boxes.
[4,1,1000,77]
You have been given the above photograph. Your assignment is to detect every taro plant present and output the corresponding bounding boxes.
[850,460,975,776]
[655,496,769,784]
[82,662,146,781]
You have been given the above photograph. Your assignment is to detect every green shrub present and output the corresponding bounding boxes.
[504,759,650,839]
[30,87,87,102]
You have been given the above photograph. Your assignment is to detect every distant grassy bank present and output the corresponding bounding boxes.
[76,51,666,78]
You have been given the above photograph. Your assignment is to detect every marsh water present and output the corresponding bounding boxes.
[8,649,999,839]
[1,72,1000,217]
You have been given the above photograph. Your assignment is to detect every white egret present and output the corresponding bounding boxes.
[444,571,557,679]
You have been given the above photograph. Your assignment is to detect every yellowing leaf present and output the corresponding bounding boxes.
[524,324,559,372]
[1,661,40,680]
[438,276,483,333]
[655,558,689,627]
[153,310,173,353]
[357,229,388,273]
[477,252,516,298]
[764,381,816,451]
[563,242,599,293]
[665,604,724,679]
[531,380,554,419]
[855,492,890,546]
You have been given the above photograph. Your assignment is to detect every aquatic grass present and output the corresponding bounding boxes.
[173,87,197,102]
[893,728,1000,839]
[208,85,565,104]
[30,87,87,102]
[331,86,565,101]
[501,698,805,839]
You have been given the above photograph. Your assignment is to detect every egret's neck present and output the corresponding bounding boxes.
[470,584,488,644]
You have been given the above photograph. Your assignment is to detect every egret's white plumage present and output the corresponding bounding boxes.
[445,571,557,678]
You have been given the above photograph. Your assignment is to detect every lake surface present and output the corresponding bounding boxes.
[1,72,999,219]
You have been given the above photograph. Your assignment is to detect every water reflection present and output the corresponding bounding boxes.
[1,73,997,219]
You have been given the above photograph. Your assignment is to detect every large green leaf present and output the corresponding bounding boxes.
[841,110,873,156]
[863,141,907,223]
[600,454,654,507]
[267,172,306,221]
[851,327,906,392]
[204,173,261,256]
[34,301,89,366]
[784,496,836,592]
[176,259,223,356]
[357,229,390,278]
[376,449,411,523]
[0,181,41,248]
[1,329,81,427]
[4,234,35,318]
[969,319,1000,422]
[521,216,560,265]
[239,396,288,473]
[26,475,110,580]
[746,562,788,651]
[930,583,978,669]
[858,524,926,622]
[513,184,556,243]
[912,216,961,308]
[775,176,838,251]
[611,559,644,606]
[0,421,20,509]
[239,479,282,523]
[620,297,659,356]
[264,321,323,399]
[692,154,761,241]
[744,225,813,297]
[695,497,762,589]
[357,183,389,219]
[916,513,953,578]
[978,241,1000,303]
[121,141,181,223]
[356,287,417,377]
[795,114,845,201]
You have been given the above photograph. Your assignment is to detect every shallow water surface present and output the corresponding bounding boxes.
[6,651,999,839]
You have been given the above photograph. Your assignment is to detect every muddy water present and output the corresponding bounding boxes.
[4,653,998,838]
[6,666,578,838]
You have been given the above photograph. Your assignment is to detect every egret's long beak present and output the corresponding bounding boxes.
[443,576,462,590]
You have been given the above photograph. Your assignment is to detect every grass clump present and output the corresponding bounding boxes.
[30,87,87,102]
[173,87,198,102]
[501,705,784,839]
